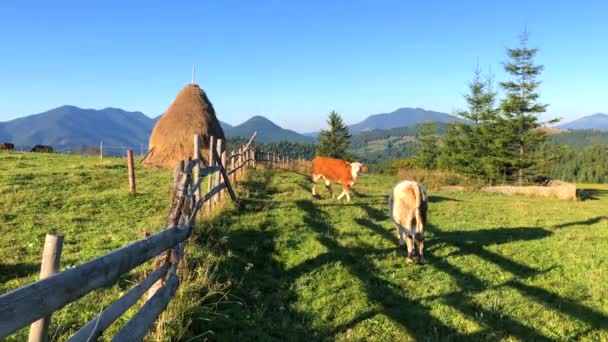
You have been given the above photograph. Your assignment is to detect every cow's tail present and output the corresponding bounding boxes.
[410,182,422,209]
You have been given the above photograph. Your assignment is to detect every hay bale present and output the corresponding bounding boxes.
[143,84,225,169]
[481,181,577,201]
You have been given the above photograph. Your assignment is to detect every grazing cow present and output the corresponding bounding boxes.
[31,145,54,153]
[0,142,14,151]
[389,180,428,265]
[311,156,365,202]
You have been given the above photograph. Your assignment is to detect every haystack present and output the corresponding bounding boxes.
[143,83,225,169]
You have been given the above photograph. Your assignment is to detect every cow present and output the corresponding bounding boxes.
[0,142,14,151]
[389,180,428,265]
[311,156,365,202]
[31,145,54,153]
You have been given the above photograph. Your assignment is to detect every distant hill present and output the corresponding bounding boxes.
[558,113,608,131]
[0,105,154,151]
[348,107,462,133]
[225,116,314,143]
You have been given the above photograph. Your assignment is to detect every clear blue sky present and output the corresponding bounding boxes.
[0,1,606,131]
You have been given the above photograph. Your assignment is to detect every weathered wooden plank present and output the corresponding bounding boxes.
[0,225,190,339]
[112,269,180,342]
[67,264,170,342]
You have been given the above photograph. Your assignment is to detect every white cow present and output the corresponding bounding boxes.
[389,180,428,265]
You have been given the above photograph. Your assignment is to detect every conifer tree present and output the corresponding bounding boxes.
[317,111,352,159]
[499,30,550,184]
[414,122,439,169]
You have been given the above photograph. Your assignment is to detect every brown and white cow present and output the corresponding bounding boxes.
[311,156,365,202]
[389,180,428,264]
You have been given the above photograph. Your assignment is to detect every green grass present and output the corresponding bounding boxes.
[2,152,608,341]
[0,152,224,341]
[201,168,608,341]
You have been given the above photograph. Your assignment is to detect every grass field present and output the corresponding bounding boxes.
[201,168,608,341]
[2,152,608,341]
[0,152,221,341]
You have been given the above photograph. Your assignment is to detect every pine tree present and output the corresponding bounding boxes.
[317,111,352,159]
[414,122,440,169]
[439,66,510,183]
[499,30,549,184]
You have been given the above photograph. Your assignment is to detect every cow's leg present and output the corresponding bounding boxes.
[337,185,350,202]
[395,224,405,246]
[415,216,425,264]
[405,213,415,265]
[415,232,425,265]
[312,174,321,196]
[324,180,335,198]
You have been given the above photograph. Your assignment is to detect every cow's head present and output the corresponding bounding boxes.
[348,162,366,180]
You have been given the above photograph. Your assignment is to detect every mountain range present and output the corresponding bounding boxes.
[558,113,608,131]
[1,106,605,151]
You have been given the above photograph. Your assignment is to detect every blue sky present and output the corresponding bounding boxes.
[0,1,606,132]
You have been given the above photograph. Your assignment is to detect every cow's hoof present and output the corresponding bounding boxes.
[417,256,425,265]
[407,257,415,265]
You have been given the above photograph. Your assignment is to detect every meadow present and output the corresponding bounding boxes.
[1,152,607,341]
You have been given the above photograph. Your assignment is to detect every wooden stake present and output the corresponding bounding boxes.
[214,139,223,205]
[28,234,64,342]
[207,136,215,215]
[193,134,201,200]
[127,150,136,194]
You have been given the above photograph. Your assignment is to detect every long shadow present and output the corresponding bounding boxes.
[577,188,608,201]
[553,216,607,229]
[429,255,552,341]
[428,195,463,203]
[0,263,39,284]
[204,228,319,340]
[507,280,608,331]
[188,170,321,340]
[294,199,462,340]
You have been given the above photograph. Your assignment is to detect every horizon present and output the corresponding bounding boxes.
[1,1,607,132]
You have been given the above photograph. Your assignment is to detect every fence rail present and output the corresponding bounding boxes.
[0,131,298,341]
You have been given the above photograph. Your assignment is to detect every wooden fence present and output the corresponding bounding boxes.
[0,132,296,341]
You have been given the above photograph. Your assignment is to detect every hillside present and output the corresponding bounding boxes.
[547,129,608,147]
[348,107,461,133]
[349,123,449,163]
[558,113,608,131]
[225,116,314,143]
[0,106,153,151]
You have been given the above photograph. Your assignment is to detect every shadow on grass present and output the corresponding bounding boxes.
[428,195,463,203]
[577,188,608,201]
[294,199,462,339]
[553,216,607,229]
[193,169,608,340]
[0,263,39,284]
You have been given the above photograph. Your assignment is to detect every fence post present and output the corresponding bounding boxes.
[127,149,136,194]
[99,141,103,163]
[193,134,201,201]
[253,148,257,168]
[28,233,64,342]
[214,139,223,206]
[207,136,216,215]
[221,150,228,198]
